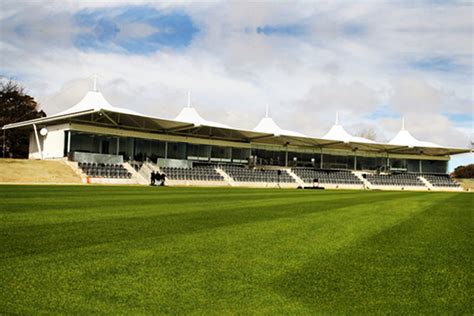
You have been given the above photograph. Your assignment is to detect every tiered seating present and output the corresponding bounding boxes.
[366,173,423,186]
[161,164,224,181]
[78,162,132,178]
[220,165,295,183]
[423,174,459,187]
[292,168,362,185]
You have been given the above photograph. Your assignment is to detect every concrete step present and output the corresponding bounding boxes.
[123,162,147,185]
[417,175,433,190]
[215,167,236,186]
[352,171,372,189]
[286,169,305,187]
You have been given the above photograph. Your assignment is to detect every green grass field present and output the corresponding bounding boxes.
[0,186,472,314]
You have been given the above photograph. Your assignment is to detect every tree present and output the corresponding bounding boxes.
[451,164,474,179]
[0,80,46,158]
[356,127,377,141]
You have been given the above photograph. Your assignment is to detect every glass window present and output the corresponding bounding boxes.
[167,142,187,159]
[325,154,355,170]
[422,160,447,174]
[356,156,385,171]
[407,159,420,173]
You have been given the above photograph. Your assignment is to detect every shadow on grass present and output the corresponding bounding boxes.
[1,192,414,259]
[272,193,471,314]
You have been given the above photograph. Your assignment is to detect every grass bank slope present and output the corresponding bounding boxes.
[0,159,81,184]
[0,186,471,314]
[457,178,474,190]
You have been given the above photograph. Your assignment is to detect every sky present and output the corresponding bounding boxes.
[0,0,472,170]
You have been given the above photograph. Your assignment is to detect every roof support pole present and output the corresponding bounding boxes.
[320,153,323,169]
[32,124,43,160]
[354,154,357,171]
[2,129,5,158]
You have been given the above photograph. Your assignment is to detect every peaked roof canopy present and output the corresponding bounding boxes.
[54,90,141,117]
[174,92,229,128]
[2,84,468,157]
[389,119,440,148]
[252,105,305,137]
[322,113,375,144]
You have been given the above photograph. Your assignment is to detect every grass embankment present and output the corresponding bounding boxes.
[457,178,474,190]
[0,186,472,314]
[0,158,81,184]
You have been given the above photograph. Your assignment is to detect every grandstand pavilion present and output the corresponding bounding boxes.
[2,84,469,190]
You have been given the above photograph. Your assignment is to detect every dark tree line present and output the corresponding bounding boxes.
[1,80,46,158]
[451,164,474,179]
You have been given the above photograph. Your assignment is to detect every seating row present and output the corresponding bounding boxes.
[423,174,459,187]
[78,162,132,179]
[221,165,295,183]
[161,165,224,181]
[292,168,362,185]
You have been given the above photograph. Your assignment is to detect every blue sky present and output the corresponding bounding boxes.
[0,1,472,169]
[73,6,198,54]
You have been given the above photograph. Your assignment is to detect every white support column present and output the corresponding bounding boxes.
[320,153,323,169]
[354,154,357,170]
[32,124,43,160]
[66,131,71,156]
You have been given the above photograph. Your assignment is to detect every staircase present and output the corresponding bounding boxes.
[215,167,236,186]
[286,168,305,187]
[65,160,89,183]
[123,162,148,185]
[352,171,372,189]
[144,159,161,172]
[417,175,433,190]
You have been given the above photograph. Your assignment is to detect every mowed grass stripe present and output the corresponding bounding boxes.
[1,189,418,259]
[0,186,471,314]
[276,193,473,314]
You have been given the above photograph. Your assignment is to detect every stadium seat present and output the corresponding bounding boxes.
[79,162,132,179]
[292,168,362,185]
[221,165,295,183]
[161,164,224,181]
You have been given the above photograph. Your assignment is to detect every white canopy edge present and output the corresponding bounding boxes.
[174,107,230,128]
[252,117,306,137]
[2,89,469,155]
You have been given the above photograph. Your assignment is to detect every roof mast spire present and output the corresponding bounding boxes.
[187,91,191,108]
[401,116,405,130]
[335,111,339,125]
[265,104,269,118]
[93,74,98,92]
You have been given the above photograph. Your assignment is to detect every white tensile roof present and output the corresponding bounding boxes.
[174,107,229,128]
[54,90,141,117]
[174,92,229,128]
[389,119,440,148]
[3,80,467,156]
[322,113,375,143]
[252,105,305,137]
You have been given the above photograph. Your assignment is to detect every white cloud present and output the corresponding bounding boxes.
[0,0,472,150]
